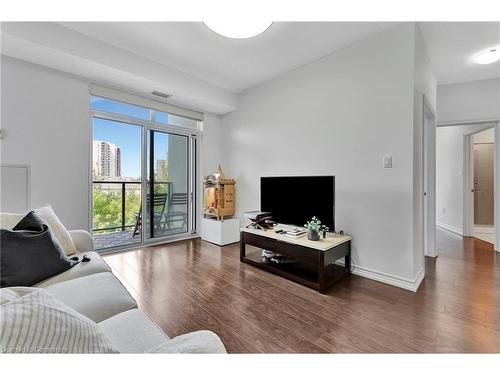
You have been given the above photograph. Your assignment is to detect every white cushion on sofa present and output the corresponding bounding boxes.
[0,212,24,230]
[0,288,118,353]
[34,205,77,255]
[99,309,168,353]
[146,330,227,353]
[43,272,137,322]
[34,251,111,288]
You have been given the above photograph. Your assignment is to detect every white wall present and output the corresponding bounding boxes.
[1,56,91,230]
[435,123,495,234]
[437,78,500,125]
[412,25,437,272]
[201,113,223,177]
[220,24,429,290]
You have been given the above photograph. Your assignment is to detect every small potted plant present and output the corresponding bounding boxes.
[304,216,328,241]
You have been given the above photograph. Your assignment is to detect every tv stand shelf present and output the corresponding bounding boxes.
[240,227,351,294]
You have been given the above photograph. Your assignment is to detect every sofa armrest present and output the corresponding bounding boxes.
[145,330,226,353]
[69,230,94,252]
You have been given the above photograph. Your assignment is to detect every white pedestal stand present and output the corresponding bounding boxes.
[201,217,240,246]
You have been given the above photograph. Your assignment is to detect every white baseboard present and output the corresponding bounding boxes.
[336,261,425,292]
[436,222,463,236]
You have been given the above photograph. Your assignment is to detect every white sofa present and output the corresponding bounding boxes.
[2,226,226,353]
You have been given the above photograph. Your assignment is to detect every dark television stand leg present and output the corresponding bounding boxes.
[240,232,246,262]
[345,241,351,274]
[318,252,326,294]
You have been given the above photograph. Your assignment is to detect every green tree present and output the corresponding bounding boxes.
[93,186,141,232]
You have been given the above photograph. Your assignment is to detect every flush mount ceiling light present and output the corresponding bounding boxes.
[473,46,500,64]
[203,20,273,39]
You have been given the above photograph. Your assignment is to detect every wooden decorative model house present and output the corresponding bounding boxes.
[203,165,236,220]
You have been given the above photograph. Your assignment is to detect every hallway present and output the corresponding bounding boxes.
[435,226,496,261]
[422,227,500,350]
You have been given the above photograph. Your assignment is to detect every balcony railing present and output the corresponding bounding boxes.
[92,180,172,233]
[92,181,141,233]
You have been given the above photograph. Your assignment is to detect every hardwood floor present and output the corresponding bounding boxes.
[103,228,500,353]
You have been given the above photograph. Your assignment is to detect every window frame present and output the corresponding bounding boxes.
[90,84,203,121]
[91,95,200,132]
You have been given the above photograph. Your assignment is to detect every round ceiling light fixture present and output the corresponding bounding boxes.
[203,20,273,39]
[473,46,500,64]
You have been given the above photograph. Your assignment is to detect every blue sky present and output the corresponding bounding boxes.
[92,97,169,179]
[93,118,142,178]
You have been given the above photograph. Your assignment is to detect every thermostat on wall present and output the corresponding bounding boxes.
[383,155,392,168]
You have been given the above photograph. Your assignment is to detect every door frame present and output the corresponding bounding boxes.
[463,124,496,246]
[142,127,196,242]
[423,95,437,257]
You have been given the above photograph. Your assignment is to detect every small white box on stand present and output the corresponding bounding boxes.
[201,217,240,246]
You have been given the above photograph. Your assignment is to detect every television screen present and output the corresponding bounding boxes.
[260,176,335,231]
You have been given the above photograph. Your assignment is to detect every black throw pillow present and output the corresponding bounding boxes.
[0,211,77,287]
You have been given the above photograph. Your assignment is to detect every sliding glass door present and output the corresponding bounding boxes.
[90,95,198,250]
[146,130,189,239]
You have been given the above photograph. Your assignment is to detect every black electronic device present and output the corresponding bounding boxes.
[260,176,335,231]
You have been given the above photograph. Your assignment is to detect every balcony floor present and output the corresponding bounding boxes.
[93,227,188,250]
[93,230,141,250]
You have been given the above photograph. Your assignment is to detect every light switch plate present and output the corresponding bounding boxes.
[383,156,392,168]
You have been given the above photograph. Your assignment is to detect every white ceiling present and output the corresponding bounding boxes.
[419,22,500,85]
[59,21,500,90]
[60,22,397,93]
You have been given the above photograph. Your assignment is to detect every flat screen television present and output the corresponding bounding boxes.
[260,176,335,231]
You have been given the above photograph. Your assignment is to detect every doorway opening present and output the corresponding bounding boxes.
[469,127,495,244]
[436,122,497,250]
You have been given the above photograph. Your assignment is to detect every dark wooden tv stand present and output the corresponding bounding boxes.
[240,227,351,294]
